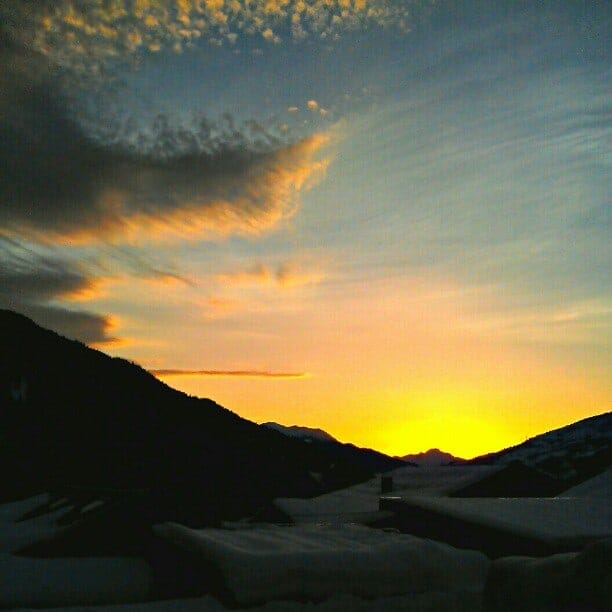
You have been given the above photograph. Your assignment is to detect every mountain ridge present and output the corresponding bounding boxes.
[263,422,338,443]
[263,422,406,473]
[0,309,373,523]
[467,411,611,482]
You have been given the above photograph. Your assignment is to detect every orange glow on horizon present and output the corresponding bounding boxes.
[152,369,309,379]
[155,368,609,460]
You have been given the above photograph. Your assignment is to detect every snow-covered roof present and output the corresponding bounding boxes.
[153,522,490,606]
[274,464,501,524]
[390,496,612,549]
[557,467,612,499]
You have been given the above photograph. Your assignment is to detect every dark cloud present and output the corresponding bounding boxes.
[0,0,328,342]
[12,303,117,347]
[0,6,329,245]
[0,245,116,345]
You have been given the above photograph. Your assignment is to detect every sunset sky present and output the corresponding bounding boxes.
[1,0,609,458]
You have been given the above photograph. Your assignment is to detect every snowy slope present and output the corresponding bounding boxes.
[558,467,612,499]
[470,412,611,480]
[263,422,338,442]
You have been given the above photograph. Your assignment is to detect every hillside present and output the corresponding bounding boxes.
[264,422,406,473]
[263,422,338,443]
[0,310,372,525]
[468,412,611,482]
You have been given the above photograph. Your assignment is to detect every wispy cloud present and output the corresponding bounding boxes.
[276,261,325,288]
[150,369,308,379]
[202,296,242,318]
[217,261,324,288]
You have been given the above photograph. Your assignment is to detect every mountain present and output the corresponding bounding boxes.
[0,310,372,525]
[263,422,338,443]
[402,448,463,466]
[468,412,612,483]
[264,422,406,473]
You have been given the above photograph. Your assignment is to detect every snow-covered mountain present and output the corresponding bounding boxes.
[402,448,464,466]
[469,412,611,481]
[263,422,338,443]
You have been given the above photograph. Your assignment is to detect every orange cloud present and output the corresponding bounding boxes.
[217,261,324,288]
[87,314,127,349]
[276,261,325,288]
[217,263,272,285]
[58,277,110,302]
[22,1,417,78]
[150,368,308,379]
[202,296,242,318]
[93,133,329,243]
[7,132,331,246]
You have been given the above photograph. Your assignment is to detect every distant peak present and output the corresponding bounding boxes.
[402,448,463,466]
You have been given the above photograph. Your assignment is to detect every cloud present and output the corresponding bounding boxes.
[149,369,307,379]
[8,0,419,77]
[217,263,272,285]
[202,296,242,318]
[276,262,325,288]
[22,304,120,348]
[0,279,118,346]
[217,261,324,288]
[0,241,117,345]
[0,56,331,245]
[1,1,335,247]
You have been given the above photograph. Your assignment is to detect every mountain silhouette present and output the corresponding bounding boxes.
[402,448,464,466]
[263,422,405,473]
[0,310,373,525]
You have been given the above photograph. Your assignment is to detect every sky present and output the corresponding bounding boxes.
[0,0,609,458]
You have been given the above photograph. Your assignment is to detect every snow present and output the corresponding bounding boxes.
[12,591,483,611]
[558,467,612,499]
[0,494,155,608]
[153,522,490,606]
[263,422,337,442]
[0,494,70,553]
[2,482,609,611]
[275,478,387,524]
[394,496,612,548]
[81,499,106,514]
[275,464,500,524]
[485,537,612,612]
[482,412,611,475]
[387,465,501,497]
[0,554,155,608]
